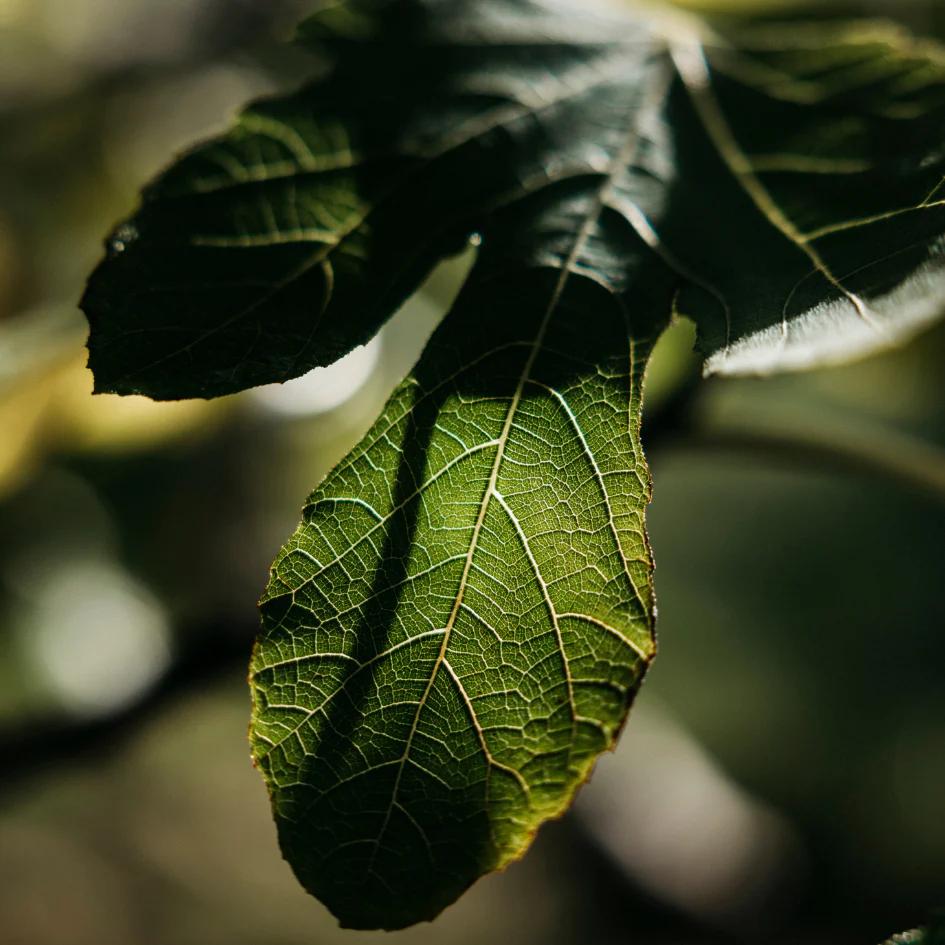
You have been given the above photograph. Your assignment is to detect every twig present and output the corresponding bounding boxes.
[666,423,945,504]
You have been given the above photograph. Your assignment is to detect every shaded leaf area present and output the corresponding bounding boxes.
[251,172,673,929]
[82,0,657,398]
[83,0,945,398]
[680,17,945,373]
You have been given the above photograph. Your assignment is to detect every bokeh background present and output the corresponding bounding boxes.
[1,1,944,943]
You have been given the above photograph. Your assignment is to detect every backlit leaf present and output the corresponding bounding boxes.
[82,0,945,929]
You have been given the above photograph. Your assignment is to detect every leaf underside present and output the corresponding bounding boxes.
[81,0,945,930]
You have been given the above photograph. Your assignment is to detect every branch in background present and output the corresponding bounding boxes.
[0,619,256,800]
[668,423,945,505]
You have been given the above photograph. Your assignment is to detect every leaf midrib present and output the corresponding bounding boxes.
[363,66,666,875]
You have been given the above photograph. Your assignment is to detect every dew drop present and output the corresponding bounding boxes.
[108,223,139,255]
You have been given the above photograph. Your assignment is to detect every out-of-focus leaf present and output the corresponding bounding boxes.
[882,914,945,945]
[0,305,83,392]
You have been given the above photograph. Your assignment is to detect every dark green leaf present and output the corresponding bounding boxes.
[83,2,945,398]
[83,0,945,929]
